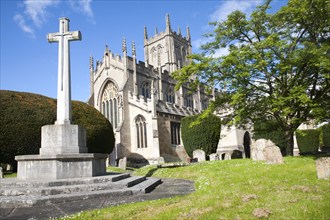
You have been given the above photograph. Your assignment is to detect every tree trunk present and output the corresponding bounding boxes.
[285,130,295,156]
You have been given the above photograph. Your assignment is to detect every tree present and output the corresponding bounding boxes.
[173,0,330,155]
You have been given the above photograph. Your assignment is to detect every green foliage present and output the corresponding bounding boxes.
[173,0,330,155]
[296,129,320,154]
[0,90,114,167]
[320,123,330,147]
[181,113,221,157]
[253,119,286,152]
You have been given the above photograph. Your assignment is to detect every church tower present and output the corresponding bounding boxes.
[144,14,192,73]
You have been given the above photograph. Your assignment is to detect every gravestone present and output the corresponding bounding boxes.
[209,153,219,161]
[251,139,276,161]
[263,146,283,164]
[15,18,107,180]
[193,149,206,162]
[118,157,127,170]
[157,157,165,164]
[315,157,330,179]
[0,167,3,178]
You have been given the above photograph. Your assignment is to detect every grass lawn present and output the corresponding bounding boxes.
[3,172,17,178]
[54,157,330,219]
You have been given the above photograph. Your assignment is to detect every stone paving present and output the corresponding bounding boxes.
[0,178,194,220]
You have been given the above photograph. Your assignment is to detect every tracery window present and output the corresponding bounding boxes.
[136,115,147,148]
[157,44,163,66]
[141,81,151,101]
[184,94,194,108]
[150,47,157,64]
[101,81,119,128]
[202,98,209,110]
[165,87,175,104]
[171,122,181,145]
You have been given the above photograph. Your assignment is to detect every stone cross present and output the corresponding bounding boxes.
[47,18,81,125]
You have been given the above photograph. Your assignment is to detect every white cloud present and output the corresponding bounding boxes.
[23,0,59,27]
[14,14,35,38]
[14,0,94,37]
[210,0,262,22]
[69,0,93,18]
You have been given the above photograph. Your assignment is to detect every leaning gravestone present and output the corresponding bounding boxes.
[315,157,330,179]
[263,145,283,164]
[157,157,165,164]
[251,139,276,161]
[118,157,127,170]
[209,153,219,161]
[193,149,206,162]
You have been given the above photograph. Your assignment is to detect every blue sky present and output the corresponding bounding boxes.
[1,0,288,102]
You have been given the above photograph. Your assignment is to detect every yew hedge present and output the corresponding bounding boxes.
[0,90,115,168]
[181,114,221,157]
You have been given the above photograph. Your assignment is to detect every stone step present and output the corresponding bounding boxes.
[116,175,146,187]
[0,174,162,208]
[130,177,162,194]
[0,175,147,196]
[0,173,130,188]
[0,188,134,208]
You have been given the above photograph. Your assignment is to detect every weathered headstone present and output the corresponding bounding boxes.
[193,149,206,162]
[224,153,231,160]
[209,153,219,161]
[157,157,165,164]
[251,139,276,161]
[263,146,283,164]
[315,157,330,179]
[118,157,127,170]
[0,167,3,178]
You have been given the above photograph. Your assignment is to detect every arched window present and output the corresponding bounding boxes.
[202,98,209,110]
[141,81,151,101]
[150,47,157,64]
[165,87,175,104]
[171,122,181,145]
[157,44,163,66]
[184,94,193,108]
[136,115,147,148]
[101,81,119,128]
[181,47,186,66]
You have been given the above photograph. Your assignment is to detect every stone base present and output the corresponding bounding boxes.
[15,153,108,180]
[40,124,88,155]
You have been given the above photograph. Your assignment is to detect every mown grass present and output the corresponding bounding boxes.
[3,172,17,178]
[61,157,330,219]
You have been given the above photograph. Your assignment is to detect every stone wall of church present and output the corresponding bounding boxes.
[157,113,188,162]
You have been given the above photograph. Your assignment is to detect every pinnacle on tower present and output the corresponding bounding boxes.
[186,26,191,41]
[132,41,136,57]
[122,37,127,53]
[89,55,94,69]
[105,44,109,55]
[155,27,158,34]
[144,26,148,39]
[178,26,181,35]
[166,13,171,31]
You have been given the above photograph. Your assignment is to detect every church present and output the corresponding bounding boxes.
[88,14,250,165]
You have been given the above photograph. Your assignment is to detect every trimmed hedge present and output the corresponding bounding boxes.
[0,90,115,167]
[320,123,330,148]
[181,113,221,157]
[296,129,320,154]
[253,119,286,152]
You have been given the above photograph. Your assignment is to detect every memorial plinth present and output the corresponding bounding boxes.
[15,17,108,180]
[16,154,107,180]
